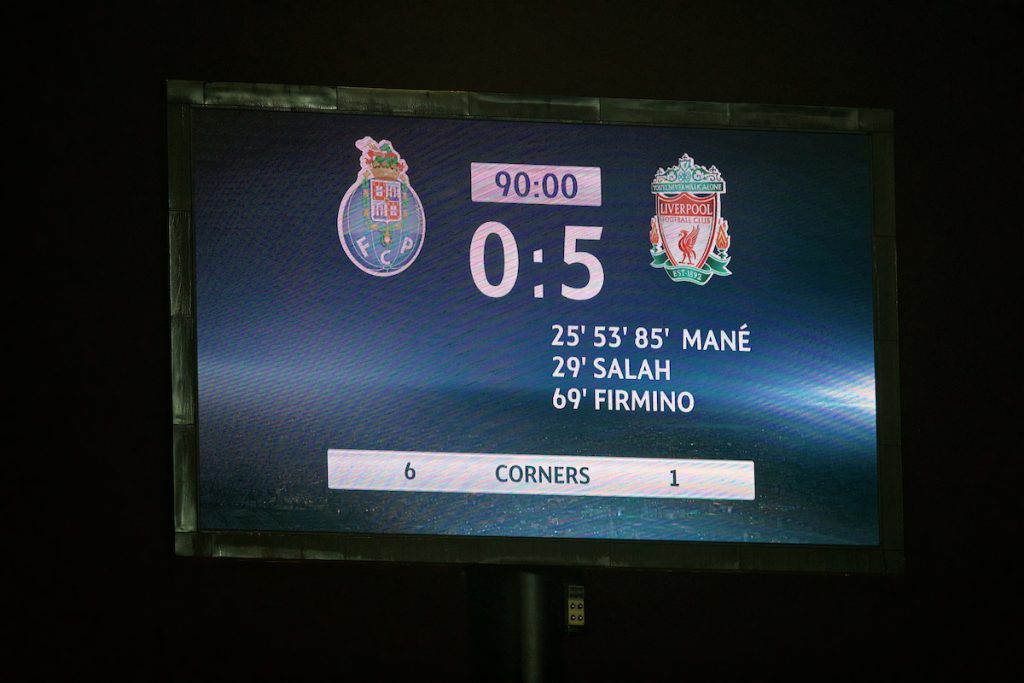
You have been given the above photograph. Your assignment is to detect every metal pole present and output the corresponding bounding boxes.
[520,570,544,683]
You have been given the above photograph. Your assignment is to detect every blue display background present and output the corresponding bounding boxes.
[193,108,878,544]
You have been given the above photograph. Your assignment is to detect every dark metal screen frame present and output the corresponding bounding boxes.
[169,80,901,573]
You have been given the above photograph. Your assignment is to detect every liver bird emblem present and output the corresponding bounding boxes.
[677,227,699,265]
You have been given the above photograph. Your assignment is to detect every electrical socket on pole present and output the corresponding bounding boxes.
[567,584,585,632]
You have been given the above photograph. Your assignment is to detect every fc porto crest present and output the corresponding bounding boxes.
[649,154,732,285]
[337,137,426,276]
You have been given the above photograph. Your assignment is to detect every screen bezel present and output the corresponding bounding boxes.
[169,80,902,573]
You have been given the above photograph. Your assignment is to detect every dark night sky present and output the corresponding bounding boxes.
[22,1,1018,678]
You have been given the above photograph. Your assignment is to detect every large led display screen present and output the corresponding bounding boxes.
[191,104,879,546]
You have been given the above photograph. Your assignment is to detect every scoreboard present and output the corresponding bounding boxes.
[170,82,902,570]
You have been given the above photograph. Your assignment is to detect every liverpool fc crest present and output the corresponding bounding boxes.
[337,137,426,276]
[649,154,731,285]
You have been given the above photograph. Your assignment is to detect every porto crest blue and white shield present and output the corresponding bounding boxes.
[337,137,426,276]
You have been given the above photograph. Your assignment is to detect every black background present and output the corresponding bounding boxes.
[25,1,1017,679]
